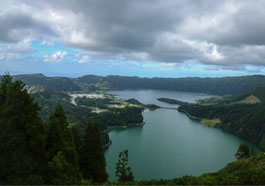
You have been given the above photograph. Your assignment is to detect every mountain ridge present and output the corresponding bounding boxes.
[10,73,265,95]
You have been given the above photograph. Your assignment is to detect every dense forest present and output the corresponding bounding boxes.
[29,89,147,148]
[178,86,265,150]
[12,73,265,95]
[0,75,108,184]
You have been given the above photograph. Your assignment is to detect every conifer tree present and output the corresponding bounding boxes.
[115,149,134,182]
[250,147,257,156]
[0,75,47,184]
[45,105,81,184]
[71,125,82,155]
[235,143,250,160]
[79,119,108,183]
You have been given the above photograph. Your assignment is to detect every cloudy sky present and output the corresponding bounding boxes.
[1,0,265,77]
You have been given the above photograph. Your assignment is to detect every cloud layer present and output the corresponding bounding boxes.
[1,0,265,70]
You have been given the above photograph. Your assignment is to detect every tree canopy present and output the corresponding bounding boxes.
[235,144,250,160]
[0,75,47,184]
[79,119,108,183]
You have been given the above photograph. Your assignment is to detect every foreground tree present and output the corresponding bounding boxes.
[235,143,250,160]
[250,147,257,156]
[79,119,108,183]
[115,149,134,182]
[0,75,47,184]
[45,105,81,184]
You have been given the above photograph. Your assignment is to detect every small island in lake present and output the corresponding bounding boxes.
[157,97,188,105]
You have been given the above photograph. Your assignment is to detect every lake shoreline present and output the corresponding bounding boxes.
[105,89,262,180]
[103,121,145,133]
[178,109,219,128]
[103,121,145,150]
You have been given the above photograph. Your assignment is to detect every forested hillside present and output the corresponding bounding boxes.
[13,74,81,92]
[29,89,148,148]
[104,75,265,95]
[0,75,108,184]
[178,86,265,150]
[13,74,265,95]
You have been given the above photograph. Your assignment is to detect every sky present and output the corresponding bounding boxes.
[1,0,265,78]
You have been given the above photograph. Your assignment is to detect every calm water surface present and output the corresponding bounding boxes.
[105,89,260,181]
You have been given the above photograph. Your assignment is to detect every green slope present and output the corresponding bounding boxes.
[179,86,265,150]
[13,73,80,92]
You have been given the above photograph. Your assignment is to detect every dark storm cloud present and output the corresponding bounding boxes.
[1,0,265,69]
[0,11,57,43]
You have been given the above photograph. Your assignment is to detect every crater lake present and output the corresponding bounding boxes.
[104,89,260,181]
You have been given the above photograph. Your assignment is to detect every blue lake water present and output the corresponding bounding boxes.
[105,89,260,181]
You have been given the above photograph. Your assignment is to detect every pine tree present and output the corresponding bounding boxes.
[250,147,257,156]
[45,105,81,184]
[115,149,134,182]
[0,75,47,184]
[71,125,82,155]
[79,118,108,183]
[47,151,81,185]
[235,143,250,160]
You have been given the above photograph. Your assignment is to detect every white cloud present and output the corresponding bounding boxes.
[182,39,225,62]
[161,63,178,68]
[1,0,265,71]
[40,40,54,46]
[0,40,32,61]
[78,55,90,63]
[43,51,67,62]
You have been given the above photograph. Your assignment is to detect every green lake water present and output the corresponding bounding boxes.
[105,89,260,181]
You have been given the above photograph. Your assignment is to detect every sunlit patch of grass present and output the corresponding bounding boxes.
[201,118,221,127]
[235,95,261,104]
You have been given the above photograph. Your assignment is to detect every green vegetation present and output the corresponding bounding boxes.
[179,86,265,150]
[14,73,81,92]
[201,118,221,127]
[235,94,261,104]
[13,73,265,95]
[0,75,107,184]
[115,149,134,182]
[46,105,81,184]
[99,75,265,95]
[29,88,149,147]
[110,152,265,185]
[0,75,47,184]
[12,74,265,150]
[235,144,250,160]
[79,119,108,182]
[1,74,265,184]
[157,97,187,105]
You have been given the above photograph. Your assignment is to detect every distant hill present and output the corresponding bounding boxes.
[11,73,265,95]
[13,73,80,92]
[103,75,265,95]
